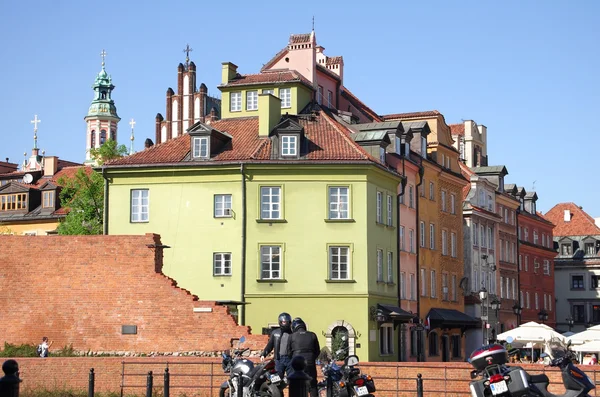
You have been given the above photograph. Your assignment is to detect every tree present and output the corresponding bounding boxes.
[57,168,104,235]
[89,139,128,165]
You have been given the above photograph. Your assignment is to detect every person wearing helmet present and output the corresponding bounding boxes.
[261,312,293,377]
[290,317,320,397]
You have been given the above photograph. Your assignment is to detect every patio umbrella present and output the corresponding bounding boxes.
[572,340,600,352]
[497,321,566,344]
[567,324,600,345]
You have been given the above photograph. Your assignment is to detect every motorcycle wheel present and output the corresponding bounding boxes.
[259,383,282,397]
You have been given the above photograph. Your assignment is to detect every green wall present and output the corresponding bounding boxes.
[220,84,313,119]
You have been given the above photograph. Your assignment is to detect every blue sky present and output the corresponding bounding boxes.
[1,1,598,216]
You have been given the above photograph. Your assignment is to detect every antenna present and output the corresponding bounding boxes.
[531,180,536,191]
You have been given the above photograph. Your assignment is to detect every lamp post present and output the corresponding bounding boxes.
[566,317,574,332]
[512,303,522,326]
[490,298,501,341]
[537,309,549,324]
[479,287,488,345]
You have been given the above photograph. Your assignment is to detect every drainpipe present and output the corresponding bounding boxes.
[415,163,425,362]
[515,210,521,326]
[102,165,108,235]
[240,163,247,325]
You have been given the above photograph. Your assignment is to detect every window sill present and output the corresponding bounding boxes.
[256,219,287,223]
[214,215,233,219]
[324,219,355,223]
[385,225,395,230]
[256,279,287,283]
[214,274,232,277]
[375,221,386,226]
[246,109,258,112]
[376,280,386,284]
[325,279,356,283]
[386,282,396,286]
[130,221,149,224]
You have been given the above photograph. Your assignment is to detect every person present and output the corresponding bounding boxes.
[290,317,320,397]
[38,336,53,358]
[590,354,598,365]
[261,312,293,378]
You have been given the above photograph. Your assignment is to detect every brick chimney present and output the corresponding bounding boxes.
[258,94,281,137]
[221,62,238,85]
[43,156,58,177]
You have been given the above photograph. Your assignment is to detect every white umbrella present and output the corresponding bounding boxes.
[572,340,600,352]
[567,324,600,345]
[497,321,566,344]
[562,331,575,337]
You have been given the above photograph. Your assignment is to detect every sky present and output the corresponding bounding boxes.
[1,1,598,216]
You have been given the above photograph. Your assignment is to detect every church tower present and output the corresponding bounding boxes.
[84,50,120,163]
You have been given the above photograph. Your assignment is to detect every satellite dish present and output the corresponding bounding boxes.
[23,174,33,184]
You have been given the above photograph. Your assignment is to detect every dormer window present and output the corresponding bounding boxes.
[421,136,427,158]
[585,242,596,256]
[379,147,386,163]
[395,136,400,155]
[532,201,536,213]
[404,142,410,157]
[281,135,297,156]
[561,243,573,256]
[42,191,55,208]
[193,136,209,159]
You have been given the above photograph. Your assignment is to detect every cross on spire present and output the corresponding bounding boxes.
[312,16,315,31]
[183,44,193,65]
[129,118,136,130]
[129,118,136,155]
[31,115,41,132]
[100,49,107,67]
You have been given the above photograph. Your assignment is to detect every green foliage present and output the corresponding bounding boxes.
[57,168,104,235]
[52,344,76,357]
[331,329,349,360]
[0,342,38,357]
[89,139,128,165]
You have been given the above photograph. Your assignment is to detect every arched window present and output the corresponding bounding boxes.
[101,91,107,100]
[428,331,439,356]
[100,130,106,145]
[331,326,349,360]
[324,321,356,357]
[90,130,96,148]
[110,130,116,141]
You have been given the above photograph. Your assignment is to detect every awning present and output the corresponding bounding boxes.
[378,304,416,322]
[426,308,479,330]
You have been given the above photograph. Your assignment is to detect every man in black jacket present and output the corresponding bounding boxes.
[261,312,293,377]
[290,317,320,397]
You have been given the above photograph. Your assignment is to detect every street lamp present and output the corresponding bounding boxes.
[479,287,488,345]
[490,298,501,340]
[512,303,522,326]
[566,317,574,332]
[538,309,549,324]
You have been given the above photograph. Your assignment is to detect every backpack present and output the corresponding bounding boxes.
[36,344,43,356]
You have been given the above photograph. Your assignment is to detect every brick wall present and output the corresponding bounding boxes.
[6,358,598,397]
[0,234,266,353]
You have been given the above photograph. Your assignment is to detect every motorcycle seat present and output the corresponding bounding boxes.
[530,374,549,385]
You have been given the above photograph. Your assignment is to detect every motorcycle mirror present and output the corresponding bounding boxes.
[505,336,514,343]
[470,370,478,380]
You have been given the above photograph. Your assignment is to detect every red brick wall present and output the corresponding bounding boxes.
[6,358,597,397]
[0,234,266,353]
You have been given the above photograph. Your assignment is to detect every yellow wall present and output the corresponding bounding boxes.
[0,220,60,235]
[220,84,313,119]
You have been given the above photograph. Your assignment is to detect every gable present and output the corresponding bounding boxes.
[0,183,31,194]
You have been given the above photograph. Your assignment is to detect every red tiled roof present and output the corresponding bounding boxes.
[49,166,92,185]
[449,123,465,136]
[105,111,387,167]
[381,110,441,120]
[545,202,600,237]
[326,56,343,65]
[221,70,313,89]
[289,33,311,44]
[459,162,474,200]
[341,87,382,122]
[261,47,288,72]
[57,159,83,168]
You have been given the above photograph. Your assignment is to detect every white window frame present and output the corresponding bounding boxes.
[429,224,435,249]
[376,191,383,223]
[409,229,415,253]
[450,194,456,214]
[441,190,446,212]
[246,90,258,111]
[420,268,426,296]
[379,324,394,355]
[410,273,416,300]
[214,194,232,217]
[279,88,291,108]
[377,249,384,282]
[131,189,149,223]
[328,186,349,219]
[420,221,425,247]
[387,195,393,226]
[400,272,406,299]
[260,245,282,280]
[451,232,457,258]
[329,246,350,280]
[260,186,281,220]
[281,135,297,156]
[442,230,448,255]
[409,185,414,208]
[429,182,435,200]
[400,226,405,251]
[430,270,437,298]
[214,252,232,276]
[473,222,479,246]
[230,91,242,112]
[193,136,209,158]
[387,252,393,283]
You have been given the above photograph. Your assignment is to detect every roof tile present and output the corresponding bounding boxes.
[545,202,600,237]
[222,70,313,89]
[381,110,441,120]
[449,123,465,135]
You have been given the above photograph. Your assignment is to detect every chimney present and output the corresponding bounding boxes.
[259,94,281,137]
[564,209,571,222]
[210,107,218,123]
[43,156,58,177]
[144,138,154,149]
[221,62,238,85]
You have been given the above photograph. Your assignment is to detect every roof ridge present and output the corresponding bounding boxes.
[340,86,382,122]
[320,110,373,162]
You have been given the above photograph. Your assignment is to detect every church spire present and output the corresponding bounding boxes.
[129,118,136,155]
[183,44,193,68]
[31,114,41,150]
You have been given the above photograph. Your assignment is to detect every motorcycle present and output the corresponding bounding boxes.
[219,336,284,397]
[468,336,595,397]
[317,349,376,397]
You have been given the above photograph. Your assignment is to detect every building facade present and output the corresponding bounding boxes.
[545,203,600,333]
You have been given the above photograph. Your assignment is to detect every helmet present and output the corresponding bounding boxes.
[278,312,292,331]
[292,317,306,333]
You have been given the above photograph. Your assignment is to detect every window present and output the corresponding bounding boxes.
[535,293,539,310]
[561,243,573,256]
[100,130,106,145]
[328,187,349,219]
[261,245,281,279]
[410,273,416,300]
[441,230,448,255]
[327,90,333,107]
[407,230,414,253]
[442,273,448,300]
[441,154,445,167]
[592,275,600,289]
[512,279,516,300]
[480,225,486,248]
[421,136,427,158]
[329,246,350,280]
[473,222,478,246]
[317,86,323,105]
[90,130,95,148]
[419,182,425,197]
[428,332,438,356]
[420,268,426,296]
[488,227,494,249]
[573,304,585,323]
[399,189,405,205]
[541,234,546,248]
[379,324,394,355]
[262,89,274,95]
[419,222,425,247]
[593,306,600,323]
[410,329,418,357]
[409,186,414,208]
[387,195,393,225]
[214,253,232,276]
[524,228,529,242]
[377,249,383,282]
[526,292,530,309]
[430,270,437,298]
[543,294,547,310]
[524,256,529,271]
[0,193,28,211]
[42,191,55,208]
[506,277,510,299]
[379,147,386,163]
[543,260,550,275]
[280,88,291,108]
[246,90,258,110]
[504,208,508,223]
[387,252,393,283]
[400,272,406,299]
[500,276,504,298]
[451,232,457,257]
[230,92,242,111]
[429,224,435,249]
[441,190,446,211]
[429,182,435,200]
[451,335,461,358]
[281,135,297,156]
[400,226,405,251]
[450,194,456,214]
[533,230,539,245]
[376,192,383,223]
[131,189,149,222]
[452,274,457,301]
[586,243,596,256]
[192,136,209,158]
[214,194,232,217]
[571,275,584,290]
[260,187,281,220]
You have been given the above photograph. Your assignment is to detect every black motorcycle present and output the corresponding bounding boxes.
[468,337,595,397]
[219,336,284,397]
[317,353,376,397]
